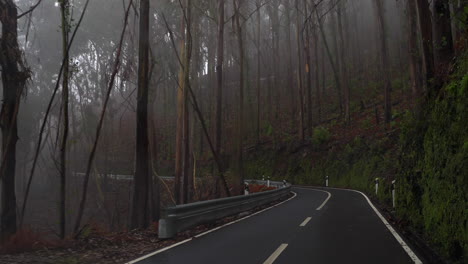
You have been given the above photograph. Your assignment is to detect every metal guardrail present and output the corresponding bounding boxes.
[245,179,285,188]
[158,181,291,238]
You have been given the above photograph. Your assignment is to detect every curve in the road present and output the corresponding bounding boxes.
[128,187,422,264]
[319,187,422,264]
[126,192,298,264]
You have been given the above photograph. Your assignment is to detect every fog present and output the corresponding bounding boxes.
[0,0,452,236]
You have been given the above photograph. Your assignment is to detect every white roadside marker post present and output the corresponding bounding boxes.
[244,182,249,195]
[375,178,379,195]
[267,176,270,187]
[391,180,396,208]
[325,176,329,187]
[283,180,287,187]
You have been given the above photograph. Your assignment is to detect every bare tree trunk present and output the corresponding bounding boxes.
[374,0,392,124]
[415,0,435,92]
[182,0,192,204]
[214,0,225,197]
[149,120,160,222]
[296,0,305,141]
[175,15,186,204]
[330,0,343,116]
[191,7,201,201]
[59,0,70,239]
[312,6,321,123]
[0,0,30,241]
[234,0,245,195]
[284,1,296,131]
[304,0,313,136]
[256,0,261,144]
[131,0,150,228]
[321,38,326,105]
[337,0,350,124]
[407,0,423,101]
[315,2,341,121]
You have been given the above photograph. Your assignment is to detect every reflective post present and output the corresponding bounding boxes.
[375,178,379,195]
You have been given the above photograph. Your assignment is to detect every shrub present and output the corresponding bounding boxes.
[312,126,331,145]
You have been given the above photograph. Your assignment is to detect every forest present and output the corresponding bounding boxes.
[0,0,467,263]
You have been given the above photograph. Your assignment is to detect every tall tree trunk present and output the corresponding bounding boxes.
[312,6,321,123]
[374,0,392,124]
[415,0,435,92]
[256,0,262,143]
[0,0,29,241]
[214,0,225,197]
[407,0,423,101]
[131,0,150,228]
[234,0,244,195]
[59,0,70,239]
[330,0,343,116]
[337,0,350,124]
[182,0,192,204]
[175,13,186,205]
[315,3,341,121]
[304,0,313,136]
[266,1,280,130]
[191,7,201,199]
[284,1,296,131]
[296,0,305,141]
[433,0,454,69]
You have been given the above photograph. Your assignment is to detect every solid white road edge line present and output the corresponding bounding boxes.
[126,191,298,264]
[299,186,423,264]
[351,189,423,264]
[126,238,192,264]
[263,243,288,264]
[294,187,332,210]
[299,217,312,227]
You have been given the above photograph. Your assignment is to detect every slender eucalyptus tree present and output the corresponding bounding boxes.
[374,0,392,124]
[132,0,151,229]
[59,0,70,239]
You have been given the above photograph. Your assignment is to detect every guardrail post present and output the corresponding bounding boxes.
[159,215,176,239]
[391,180,396,208]
[325,176,329,187]
[375,177,379,195]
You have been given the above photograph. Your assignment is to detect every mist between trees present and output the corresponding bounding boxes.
[0,0,466,245]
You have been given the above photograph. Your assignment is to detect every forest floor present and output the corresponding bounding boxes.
[0,190,291,264]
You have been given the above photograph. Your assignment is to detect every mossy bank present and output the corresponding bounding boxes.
[244,52,468,263]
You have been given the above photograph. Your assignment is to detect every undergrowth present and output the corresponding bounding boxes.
[244,51,468,263]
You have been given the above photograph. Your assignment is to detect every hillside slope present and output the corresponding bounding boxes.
[244,51,468,263]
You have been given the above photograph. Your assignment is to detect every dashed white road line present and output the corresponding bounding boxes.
[299,217,312,227]
[126,192,297,264]
[263,243,288,264]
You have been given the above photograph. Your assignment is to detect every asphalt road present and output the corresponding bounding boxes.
[132,187,420,264]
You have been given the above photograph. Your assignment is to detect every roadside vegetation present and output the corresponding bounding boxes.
[244,50,468,263]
